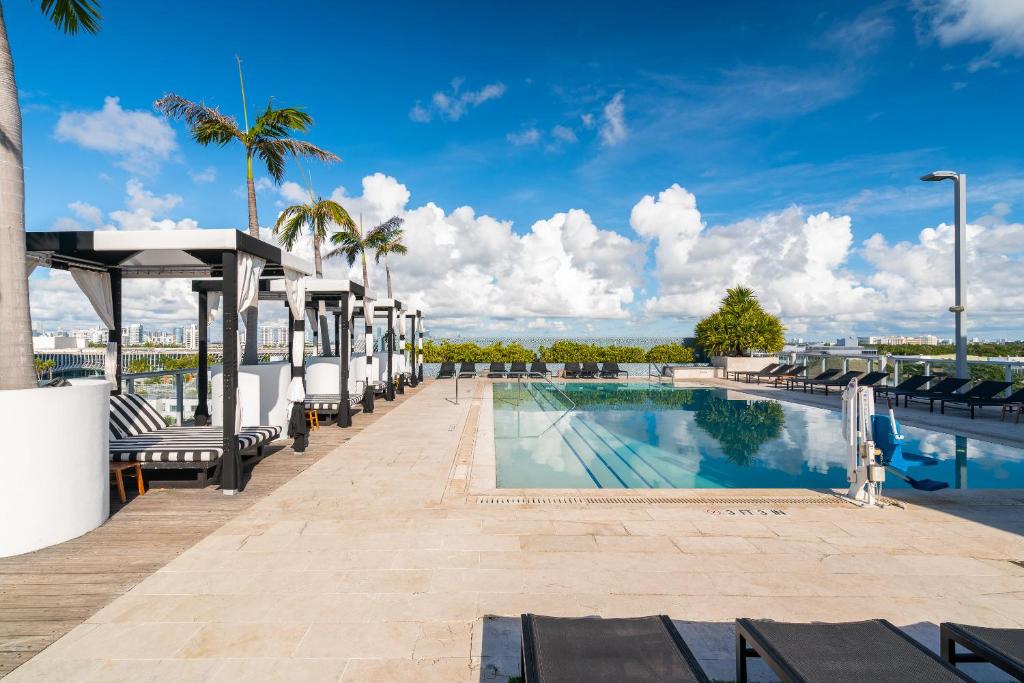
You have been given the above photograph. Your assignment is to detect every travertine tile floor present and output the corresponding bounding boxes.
[9,380,1024,682]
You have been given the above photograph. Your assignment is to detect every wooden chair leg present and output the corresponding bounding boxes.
[113,469,126,504]
[134,463,145,495]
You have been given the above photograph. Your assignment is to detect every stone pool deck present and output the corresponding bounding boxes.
[7,378,1024,682]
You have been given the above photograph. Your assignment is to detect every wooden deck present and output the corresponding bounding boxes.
[0,385,422,678]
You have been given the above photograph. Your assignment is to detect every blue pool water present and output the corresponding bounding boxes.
[492,383,1024,489]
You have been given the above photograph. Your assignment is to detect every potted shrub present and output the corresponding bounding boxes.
[694,286,785,376]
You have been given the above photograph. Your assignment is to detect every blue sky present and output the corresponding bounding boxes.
[18,0,1024,339]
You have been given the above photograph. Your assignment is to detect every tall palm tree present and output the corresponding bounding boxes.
[367,216,406,299]
[274,195,355,354]
[154,82,338,364]
[325,216,379,291]
[0,0,101,390]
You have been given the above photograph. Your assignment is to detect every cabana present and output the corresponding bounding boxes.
[26,229,314,494]
[404,308,424,387]
[354,298,403,402]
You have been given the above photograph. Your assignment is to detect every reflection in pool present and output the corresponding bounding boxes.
[491,383,1024,489]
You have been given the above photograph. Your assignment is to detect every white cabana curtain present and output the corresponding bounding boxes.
[207,292,221,325]
[283,269,306,404]
[69,268,118,385]
[305,307,318,341]
[234,253,265,426]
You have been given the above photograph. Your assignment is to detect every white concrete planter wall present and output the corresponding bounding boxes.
[711,356,775,375]
[0,379,110,558]
[669,366,718,380]
[306,356,360,395]
[211,362,289,438]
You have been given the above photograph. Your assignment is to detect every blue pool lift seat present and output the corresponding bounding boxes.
[871,413,949,492]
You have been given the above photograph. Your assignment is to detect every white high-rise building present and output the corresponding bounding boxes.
[258,323,288,347]
[122,323,144,345]
[184,323,199,350]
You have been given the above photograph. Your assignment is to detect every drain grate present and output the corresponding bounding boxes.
[474,494,846,506]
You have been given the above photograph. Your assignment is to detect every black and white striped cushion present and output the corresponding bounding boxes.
[304,394,363,410]
[109,425,281,463]
[109,394,167,440]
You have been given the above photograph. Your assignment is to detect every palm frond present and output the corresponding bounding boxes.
[154,94,240,132]
[41,0,101,35]
[316,199,356,234]
[252,105,314,138]
[271,138,340,163]
[273,204,311,250]
[324,231,362,267]
[252,139,288,182]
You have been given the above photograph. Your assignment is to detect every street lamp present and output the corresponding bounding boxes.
[920,170,968,379]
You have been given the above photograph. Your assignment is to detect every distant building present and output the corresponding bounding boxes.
[122,323,144,346]
[258,323,288,347]
[859,335,939,346]
[184,323,199,350]
[173,327,184,345]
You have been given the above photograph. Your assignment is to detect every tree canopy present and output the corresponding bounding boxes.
[694,286,785,357]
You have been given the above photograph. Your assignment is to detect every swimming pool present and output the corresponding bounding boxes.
[492,382,1024,489]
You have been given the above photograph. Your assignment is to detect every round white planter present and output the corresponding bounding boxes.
[0,379,110,558]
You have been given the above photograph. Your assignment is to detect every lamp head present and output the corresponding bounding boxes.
[921,171,959,182]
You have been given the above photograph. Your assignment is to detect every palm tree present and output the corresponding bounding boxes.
[154,77,338,364]
[0,0,100,390]
[367,217,406,299]
[694,285,785,357]
[325,216,378,291]
[274,195,355,354]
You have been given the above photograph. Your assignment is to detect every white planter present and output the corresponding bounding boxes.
[0,379,110,557]
[211,362,289,437]
[711,356,775,375]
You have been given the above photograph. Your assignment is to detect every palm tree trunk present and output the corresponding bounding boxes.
[360,250,369,292]
[0,5,35,390]
[384,255,393,299]
[313,238,330,355]
[242,149,259,365]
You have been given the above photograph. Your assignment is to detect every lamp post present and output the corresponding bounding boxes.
[921,170,968,379]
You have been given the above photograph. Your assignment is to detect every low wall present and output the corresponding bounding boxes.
[211,362,290,436]
[0,379,110,557]
[710,356,775,374]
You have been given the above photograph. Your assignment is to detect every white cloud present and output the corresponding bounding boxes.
[916,0,1024,69]
[411,79,507,122]
[507,127,541,145]
[278,180,309,204]
[190,166,217,184]
[580,113,596,129]
[54,96,177,173]
[551,125,578,143]
[599,91,627,146]
[69,201,102,226]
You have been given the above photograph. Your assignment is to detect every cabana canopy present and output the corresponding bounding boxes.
[27,229,314,494]
[354,298,402,401]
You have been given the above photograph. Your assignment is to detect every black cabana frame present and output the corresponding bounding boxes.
[27,229,314,494]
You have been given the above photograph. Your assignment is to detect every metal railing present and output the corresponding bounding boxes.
[123,368,200,426]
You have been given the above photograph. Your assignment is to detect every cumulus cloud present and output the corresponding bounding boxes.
[599,91,627,146]
[54,96,177,173]
[916,0,1024,70]
[551,125,578,143]
[507,127,541,145]
[190,166,217,184]
[410,78,506,122]
[69,201,102,226]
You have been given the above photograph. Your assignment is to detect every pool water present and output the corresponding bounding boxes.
[492,383,1024,489]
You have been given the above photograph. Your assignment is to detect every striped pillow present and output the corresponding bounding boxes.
[109,393,167,440]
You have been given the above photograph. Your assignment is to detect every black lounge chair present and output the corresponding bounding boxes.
[736,618,971,683]
[969,387,1024,422]
[784,368,840,390]
[934,380,1013,415]
[810,370,889,396]
[563,362,582,378]
[529,360,551,378]
[941,622,1024,681]
[507,361,528,378]
[771,365,807,386]
[457,362,477,378]
[600,361,628,378]
[795,370,861,393]
[892,376,970,407]
[436,361,455,379]
[521,614,711,683]
[876,375,934,401]
[486,362,507,378]
[731,362,780,382]
[580,362,601,378]
[751,364,796,384]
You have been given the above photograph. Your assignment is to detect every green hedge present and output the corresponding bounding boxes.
[417,339,694,363]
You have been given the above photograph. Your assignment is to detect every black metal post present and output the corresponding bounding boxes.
[195,291,210,425]
[362,310,375,413]
[290,313,307,452]
[220,251,241,494]
[385,308,395,401]
[110,269,122,394]
[409,313,418,387]
[417,317,424,383]
[338,297,351,427]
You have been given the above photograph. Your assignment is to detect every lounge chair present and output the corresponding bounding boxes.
[784,368,840,390]
[563,362,582,379]
[600,361,628,378]
[436,361,455,379]
[809,370,888,396]
[875,375,934,401]
[750,364,796,384]
[521,614,711,683]
[770,365,807,386]
[736,618,971,683]
[934,380,1013,414]
[891,376,970,408]
[108,394,280,487]
[581,362,602,378]
[486,362,507,378]
[794,370,861,393]
[508,361,528,378]
[731,363,780,382]
[941,622,1024,680]
[529,360,551,378]
[303,393,364,423]
[457,362,477,378]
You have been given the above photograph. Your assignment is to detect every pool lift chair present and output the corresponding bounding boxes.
[841,378,886,507]
[872,399,949,492]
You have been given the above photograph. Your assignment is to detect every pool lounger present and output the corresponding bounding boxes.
[810,370,888,396]
[521,614,711,683]
[736,618,971,683]
[507,361,528,378]
[794,370,862,393]
[941,622,1024,680]
[487,362,507,378]
[580,362,602,378]
[785,368,840,390]
[457,362,478,378]
[875,375,934,401]
[892,377,971,407]
[731,362,780,382]
[599,361,629,378]
[304,393,363,419]
[934,380,1013,415]
[751,364,797,384]
[563,362,582,379]
[436,361,456,379]
[528,361,551,378]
